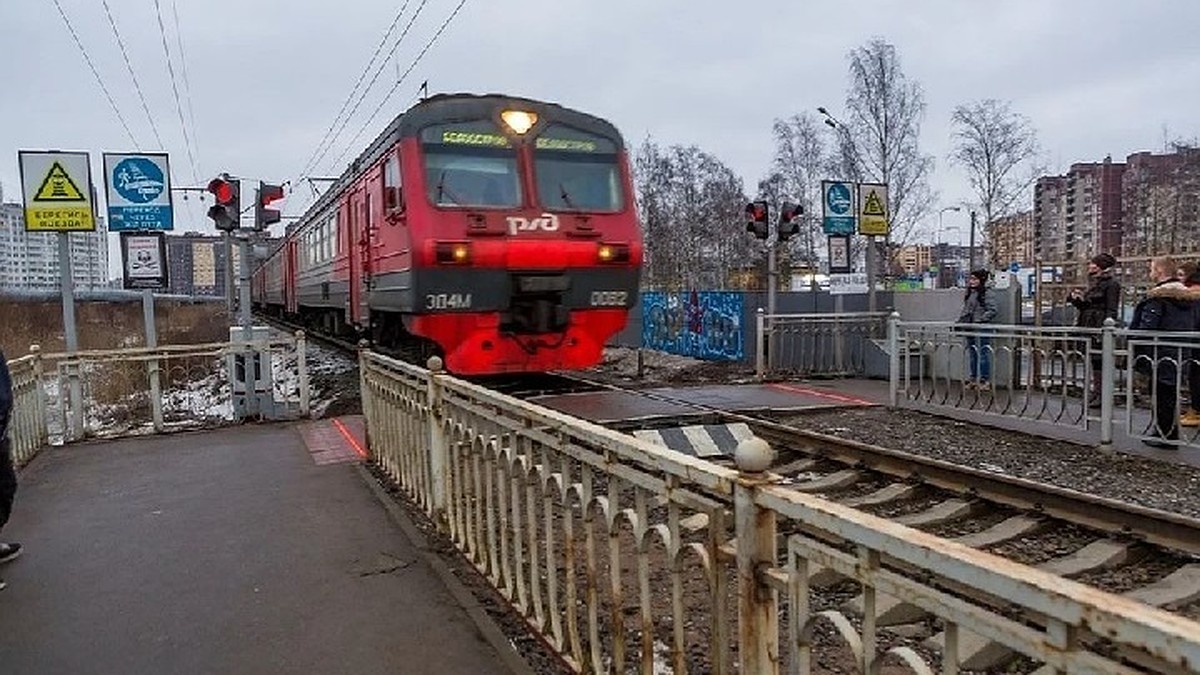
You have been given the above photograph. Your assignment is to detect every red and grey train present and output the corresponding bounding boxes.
[252,93,644,375]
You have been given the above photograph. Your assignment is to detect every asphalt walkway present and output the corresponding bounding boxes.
[0,422,519,675]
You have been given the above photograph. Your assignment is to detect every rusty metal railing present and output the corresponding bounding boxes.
[360,349,1200,674]
[4,332,311,453]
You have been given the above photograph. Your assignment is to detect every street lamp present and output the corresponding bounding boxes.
[937,206,962,289]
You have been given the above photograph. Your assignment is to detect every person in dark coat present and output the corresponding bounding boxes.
[1178,261,1200,429]
[957,269,998,390]
[1129,256,1200,447]
[1067,252,1121,406]
[0,349,22,591]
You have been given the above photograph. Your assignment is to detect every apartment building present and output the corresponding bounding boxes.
[989,211,1035,267]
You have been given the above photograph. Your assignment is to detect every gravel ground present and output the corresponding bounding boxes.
[580,346,753,388]
[779,407,1200,519]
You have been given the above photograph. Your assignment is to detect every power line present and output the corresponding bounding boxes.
[327,0,469,173]
[295,0,415,184]
[152,0,199,182]
[49,0,140,149]
[309,0,433,176]
[100,0,165,150]
[170,0,202,173]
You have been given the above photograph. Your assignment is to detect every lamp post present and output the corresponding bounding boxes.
[818,106,876,311]
[938,206,962,289]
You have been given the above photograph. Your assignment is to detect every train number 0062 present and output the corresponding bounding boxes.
[590,291,627,307]
[425,293,473,310]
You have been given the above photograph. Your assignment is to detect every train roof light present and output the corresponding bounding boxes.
[501,110,538,135]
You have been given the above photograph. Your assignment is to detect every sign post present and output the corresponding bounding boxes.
[857,182,890,312]
[19,150,96,439]
[106,152,175,432]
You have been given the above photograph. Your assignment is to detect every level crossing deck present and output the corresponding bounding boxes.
[0,420,525,675]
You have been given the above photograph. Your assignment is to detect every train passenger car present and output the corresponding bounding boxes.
[254,93,643,375]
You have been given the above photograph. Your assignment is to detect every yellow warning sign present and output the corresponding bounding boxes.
[19,151,96,232]
[857,182,888,236]
[33,162,87,202]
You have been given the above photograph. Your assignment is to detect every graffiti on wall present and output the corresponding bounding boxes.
[642,291,744,361]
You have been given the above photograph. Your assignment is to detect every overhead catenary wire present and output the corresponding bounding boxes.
[307,0,433,177]
[326,0,469,174]
[295,0,416,186]
[152,0,199,183]
[100,0,165,151]
[49,0,140,149]
[169,0,202,174]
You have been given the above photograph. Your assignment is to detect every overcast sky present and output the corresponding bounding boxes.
[2,0,1198,274]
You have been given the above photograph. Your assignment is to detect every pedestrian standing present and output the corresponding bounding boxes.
[957,269,998,390]
[1178,261,1200,428]
[1067,253,1121,407]
[0,349,23,591]
[1130,256,1199,447]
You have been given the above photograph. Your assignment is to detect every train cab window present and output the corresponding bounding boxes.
[384,154,403,213]
[533,125,623,212]
[421,121,520,208]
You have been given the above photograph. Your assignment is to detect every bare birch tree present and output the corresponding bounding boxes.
[765,114,828,269]
[840,38,936,271]
[634,138,752,290]
[949,99,1043,266]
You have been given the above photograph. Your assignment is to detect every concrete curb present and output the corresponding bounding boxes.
[354,463,537,675]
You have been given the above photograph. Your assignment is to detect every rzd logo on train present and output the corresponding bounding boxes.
[506,213,560,235]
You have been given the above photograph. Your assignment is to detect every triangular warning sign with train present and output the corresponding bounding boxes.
[862,190,886,216]
[33,162,86,202]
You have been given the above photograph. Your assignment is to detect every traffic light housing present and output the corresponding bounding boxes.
[745,201,768,240]
[778,201,803,241]
[206,176,240,232]
[255,182,285,230]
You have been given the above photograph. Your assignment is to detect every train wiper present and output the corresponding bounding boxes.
[436,171,462,205]
[558,183,577,210]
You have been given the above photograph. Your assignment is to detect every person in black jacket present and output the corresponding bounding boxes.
[1178,261,1200,428]
[1067,252,1121,407]
[0,349,21,591]
[1130,256,1200,447]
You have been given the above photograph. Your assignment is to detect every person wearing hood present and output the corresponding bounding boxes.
[957,269,998,390]
[1130,256,1200,447]
[1067,252,1121,407]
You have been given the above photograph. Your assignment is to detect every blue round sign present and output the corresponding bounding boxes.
[113,157,165,204]
[826,182,852,215]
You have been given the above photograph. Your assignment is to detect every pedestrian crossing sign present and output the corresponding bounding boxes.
[858,182,888,236]
[18,150,96,232]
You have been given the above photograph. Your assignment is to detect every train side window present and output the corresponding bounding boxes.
[384,154,403,213]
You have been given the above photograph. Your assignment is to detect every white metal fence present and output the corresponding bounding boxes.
[756,311,890,379]
[891,316,1200,450]
[361,349,1200,674]
[3,332,311,467]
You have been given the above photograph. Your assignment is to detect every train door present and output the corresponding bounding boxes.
[285,239,298,314]
[347,186,371,328]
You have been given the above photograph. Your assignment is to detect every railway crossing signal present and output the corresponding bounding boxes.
[206,175,240,231]
[255,182,285,230]
[778,202,803,242]
[745,201,769,240]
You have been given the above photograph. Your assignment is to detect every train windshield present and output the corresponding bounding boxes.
[533,126,623,212]
[421,122,521,208]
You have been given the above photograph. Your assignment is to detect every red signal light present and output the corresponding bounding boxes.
[207,178,235,205]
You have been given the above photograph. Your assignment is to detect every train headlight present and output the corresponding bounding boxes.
[501,110,538,135]
[435,241,471,264]
[597,243,630,264]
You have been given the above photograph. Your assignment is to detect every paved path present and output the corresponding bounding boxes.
[0,423,516,675]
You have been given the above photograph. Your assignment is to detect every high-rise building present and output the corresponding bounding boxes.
[989,211,1035,267]
[0,199,110,293]
[1122,148,1200,257]
[1033,175,1068,262]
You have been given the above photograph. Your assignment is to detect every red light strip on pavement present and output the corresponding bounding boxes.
[767,383,875,406]
[331,418,368,458]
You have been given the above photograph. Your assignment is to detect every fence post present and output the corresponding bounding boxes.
[734,436,779,675]
[427,355,449,525]
[357,340,372,455]
[1100,318,1116,449]
[755,308,766,380]
[295,330,310,418]
[888,312,901,408]
[30,344,46,447]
